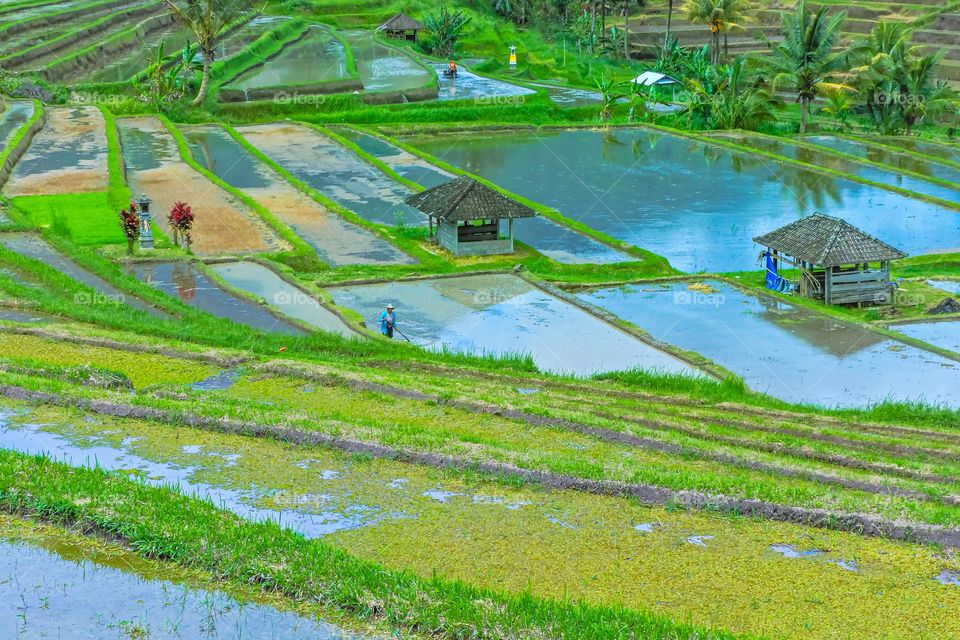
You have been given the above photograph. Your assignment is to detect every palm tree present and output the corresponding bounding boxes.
[853,22,958,134]
[666,0,674,46]
[162,0,256,105]
[764,0,850,133]
[684,57,781,129]
[681,0,752,65]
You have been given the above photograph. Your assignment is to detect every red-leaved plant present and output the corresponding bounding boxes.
[118,203,140,255]
[168,201,194,249]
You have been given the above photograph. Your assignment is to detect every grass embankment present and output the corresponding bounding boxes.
[3,329,960,536]
[0,445,741,640]
[2,380,960,639]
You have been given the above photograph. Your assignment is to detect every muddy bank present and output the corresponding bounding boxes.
[118,117,281,256]
[4,106,106,195]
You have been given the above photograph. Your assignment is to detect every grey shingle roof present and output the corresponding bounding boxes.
[753,213,907,267]
[378,13,425,31]
[404,177,537,222]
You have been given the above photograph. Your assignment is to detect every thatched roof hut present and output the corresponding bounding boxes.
[405,176,536,256]
[754,214,907,305]
[377,13,425,41]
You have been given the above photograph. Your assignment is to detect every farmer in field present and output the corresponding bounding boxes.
[379,303,397,339]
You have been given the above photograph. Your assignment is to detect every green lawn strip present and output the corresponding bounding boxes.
[159,114,324,270]
[0,449,745,640]
[317,123,423,192]
[645,123,960,213]
[9,193,125,245]
[359,125,677,274]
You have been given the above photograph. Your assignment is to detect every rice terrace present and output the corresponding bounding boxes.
[2,0,960,637]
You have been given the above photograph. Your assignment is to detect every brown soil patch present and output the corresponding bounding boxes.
[130,164,277,256]
[246,185,409,265]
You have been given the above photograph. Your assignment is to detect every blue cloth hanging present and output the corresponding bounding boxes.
[764,253,787,292]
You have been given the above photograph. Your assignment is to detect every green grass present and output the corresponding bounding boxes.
[9,192,124,245]
[0,446,743,640]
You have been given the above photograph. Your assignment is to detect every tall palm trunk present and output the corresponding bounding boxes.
[624,9,630,59]
[193,51,212,105]
[799,96,808,133]
[666,0,673,45]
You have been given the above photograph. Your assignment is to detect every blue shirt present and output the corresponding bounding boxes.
[379,311,396,335]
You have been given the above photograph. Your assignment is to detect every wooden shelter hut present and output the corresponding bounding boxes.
[404,176,536,257]
[754,214,907,306]
[377,13,425,42]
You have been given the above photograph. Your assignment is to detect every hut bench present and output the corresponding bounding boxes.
[754,214,907,306]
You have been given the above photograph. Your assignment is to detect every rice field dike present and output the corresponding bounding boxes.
[1,0,960,638]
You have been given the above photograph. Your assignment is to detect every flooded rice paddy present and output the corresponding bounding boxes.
[721,132,960,205]
[238,122,425,226]
[0,101,33,151]
[118,116,281,255]
[0,232,162,315]
[224,25,350,93]
[342,29,432,93]
[407,128,960,271]
[75,25,194,83]
[891,319,960,355]
[802,135,960,196]
[329,128,631,264]
[4,106,108,196]
[210,261,356,338]
[216,15,291,59]
[432,64,535,101]
[0,516,370,639]
[183,125,413,265]
[880,137,960,164]
[2,402,960,640]
[579,280,960,408]
[328,273,699,376]
[125,260,305,335]
[930,279,960,296]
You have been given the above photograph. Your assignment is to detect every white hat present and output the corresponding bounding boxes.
[386,303,395,309]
